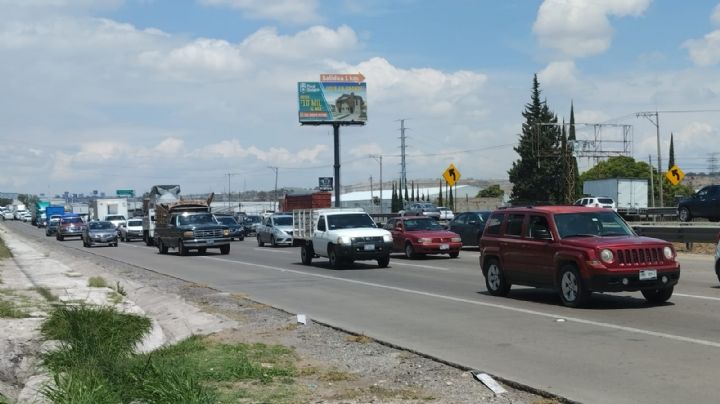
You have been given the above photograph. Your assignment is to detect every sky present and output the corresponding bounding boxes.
[2,0,720,196]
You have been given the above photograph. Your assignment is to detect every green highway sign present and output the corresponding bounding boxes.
[116,189,135,197]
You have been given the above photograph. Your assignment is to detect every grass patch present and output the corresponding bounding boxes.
[0,236,11,260]
[318,368,357,382]
[40,305,299,403]
[87,277,108,288]
[0,298,29,318]
[34,287,58,302]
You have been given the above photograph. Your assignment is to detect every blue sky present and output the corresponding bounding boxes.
[1,0,720,196]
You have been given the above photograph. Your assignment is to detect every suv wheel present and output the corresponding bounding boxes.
[641,286,674,304]
[678,207,692,222]
[558,265,590,307]
[178,240,189,256]
[271,235,277,247]
[220,245,230,255]
[377,254,390,268]
[257,235,264,247]
[485,258,510,296]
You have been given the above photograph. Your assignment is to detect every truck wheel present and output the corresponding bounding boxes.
[328,246,343,269]
[178,240,189,256]
[57,235,64,241]
[558,265,590,308]
[301,244,313,265]
[377,255,390,268]
[678,207,692,222]
[198,247,207,254]
[257,235,264,247]
[449,252,459,258]
[642,286,674,304]
[157,239,168,254]
[220,245,230,255]
[404,243,416,259]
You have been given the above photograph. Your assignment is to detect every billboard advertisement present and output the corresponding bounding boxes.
[298,82,367,124]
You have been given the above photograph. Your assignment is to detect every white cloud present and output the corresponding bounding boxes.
[533,0,651,58]
[138,38,249,77]
[713,3,720,25]
[241,25,358,60]
[538,60,580,88]
[198,0,320,24]
[683,3,720,67]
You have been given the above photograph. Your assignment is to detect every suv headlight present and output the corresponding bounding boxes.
[337,236,351,245]
[223,229,230,236]
[183,231,194,238]
[451,237,461,243]
[383,234,392,243]
[663,246,674,260]
[599,249,614,264]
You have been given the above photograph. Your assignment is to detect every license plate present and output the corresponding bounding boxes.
[639,269,657,281]
[206,240,215,245]
[439,244,449,250]
[363,244,375,251]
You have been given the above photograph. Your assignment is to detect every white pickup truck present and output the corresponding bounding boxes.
[293,208,393,269]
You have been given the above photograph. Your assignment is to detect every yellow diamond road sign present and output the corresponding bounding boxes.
[666,165,684,186]
[443,163,461,186]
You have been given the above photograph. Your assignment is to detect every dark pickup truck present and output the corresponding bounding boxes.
[154,208,230,256]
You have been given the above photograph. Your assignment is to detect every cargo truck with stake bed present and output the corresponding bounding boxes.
[293,208,392,269]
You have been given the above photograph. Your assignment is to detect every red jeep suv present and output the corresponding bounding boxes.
[479,206,680,307]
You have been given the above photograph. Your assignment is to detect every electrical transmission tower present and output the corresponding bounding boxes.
[398,119,408,190]
[708,153,719,175]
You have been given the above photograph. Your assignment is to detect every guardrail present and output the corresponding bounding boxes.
[632,224,720,243]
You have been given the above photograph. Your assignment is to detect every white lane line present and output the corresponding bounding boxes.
[390,261,450,271]
[253,247,293,254]
[200,255,720,349]
[674,293,720,302]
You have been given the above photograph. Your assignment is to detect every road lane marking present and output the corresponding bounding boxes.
[200,255,720,349]
[674,293,720,302]
[253,248,293,254]
[389,261,449,271]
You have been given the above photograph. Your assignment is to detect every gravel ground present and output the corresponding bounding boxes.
[1,224,565,404]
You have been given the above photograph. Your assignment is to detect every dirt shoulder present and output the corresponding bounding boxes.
[0,223,560,403]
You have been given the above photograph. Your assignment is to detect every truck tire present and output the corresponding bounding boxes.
[220,245,230,255]
[377,255,390,268]
[328,246,343,269]
[301,244,313,265]
[144,232,154,246]
[178,240,189,256]
[157,239,168,254]
[198,247,207,254]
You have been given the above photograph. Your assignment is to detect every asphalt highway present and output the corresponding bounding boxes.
[7,221,720,404]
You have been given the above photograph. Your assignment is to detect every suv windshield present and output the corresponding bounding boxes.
[273,216,293,226]
[62,217,82,224]
[554,211,633,238]
[127,220,142,226]
[327,213,376,229]
[404,218,444,231]
[216,216,238,225]
[178,213,215,225]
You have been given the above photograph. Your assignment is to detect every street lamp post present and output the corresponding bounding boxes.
[268,166,279,211]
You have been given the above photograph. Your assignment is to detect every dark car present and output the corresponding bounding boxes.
[479,206,680,307]
[56,214,85,241]
[82,221,119,247]
[215,215,245,241]
[155,211,230,256]
[45,215,62,237]
[385,216,462,258]
[448,211,492,246]
[678,185,720,222]
[715,232,720,283]
[243,215,262,236]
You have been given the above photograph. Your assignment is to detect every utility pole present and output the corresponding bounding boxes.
[268,166,278,210]
[399,119,408,191]
[369,154,383,213]
[369,175,373,209]
[636,111,663,207]
[649,155,655,208]
[227,173,231,211]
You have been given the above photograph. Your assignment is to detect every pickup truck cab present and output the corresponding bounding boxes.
[479,206,680,307]
[294,208,393,269]
[154,211,230,256]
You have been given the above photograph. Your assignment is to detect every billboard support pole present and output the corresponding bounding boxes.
[333,123,341,208]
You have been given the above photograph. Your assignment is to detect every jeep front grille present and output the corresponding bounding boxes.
[616,247,664,266]
[193,229,224,238]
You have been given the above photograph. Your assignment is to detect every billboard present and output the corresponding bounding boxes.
[298,82,367,124]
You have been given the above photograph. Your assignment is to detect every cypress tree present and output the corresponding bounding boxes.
[448,185,454,211]
[668,133,675,170]
[508,75,563,204]
[568,101,581,199]
[391,182,397,212]
[438,180,443,206]
[411,181,416,202]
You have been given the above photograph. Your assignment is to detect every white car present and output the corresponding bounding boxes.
[104,215,127,229]
[118,218,144,242]
[2,211,12,220]
[21,212,32,222]
[574,197,617,211]
[438,207,455,221]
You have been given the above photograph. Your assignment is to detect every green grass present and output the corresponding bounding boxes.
[87,277,108,288]
[40,305,299,403]
[0,298,29,318]
[0,236,11,260]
